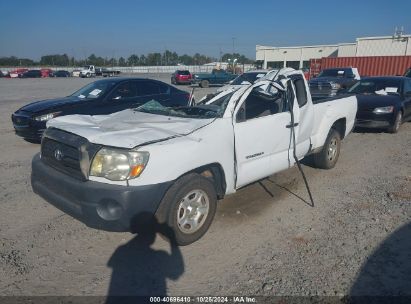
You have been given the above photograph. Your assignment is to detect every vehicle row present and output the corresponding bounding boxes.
[0,65,121,79]
[308,67,411,133]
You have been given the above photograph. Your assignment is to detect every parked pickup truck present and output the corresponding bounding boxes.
[31,68,357,245]
[192,69,236,88]
[309,67,360,100]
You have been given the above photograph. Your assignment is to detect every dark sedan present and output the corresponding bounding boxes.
[53,70,71,77]
[11,78,191,141]
[20,70,42,78]
[349,77,411,133]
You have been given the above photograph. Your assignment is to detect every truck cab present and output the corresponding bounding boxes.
[192,69,236,88]
[80,65,96,78]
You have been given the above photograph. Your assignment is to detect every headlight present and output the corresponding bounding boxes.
[34,112,61,121]
[89,148,149,181]
[330,82,341,89]
[373,106,394,114]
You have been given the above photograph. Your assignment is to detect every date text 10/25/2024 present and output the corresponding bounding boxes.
[149,296,257,303]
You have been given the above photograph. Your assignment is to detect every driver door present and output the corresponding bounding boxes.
[234,85,299,188]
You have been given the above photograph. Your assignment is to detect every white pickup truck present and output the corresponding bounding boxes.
[31,68,357,245]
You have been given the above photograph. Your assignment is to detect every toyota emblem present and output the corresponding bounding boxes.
[54,149,64,161]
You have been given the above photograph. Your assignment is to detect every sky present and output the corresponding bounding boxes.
[1,0,411,60]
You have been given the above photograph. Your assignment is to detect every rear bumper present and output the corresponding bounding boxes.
[31,153,172,232]
[176,79,192,84]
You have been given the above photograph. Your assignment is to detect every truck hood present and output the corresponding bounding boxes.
[47,109,214,148]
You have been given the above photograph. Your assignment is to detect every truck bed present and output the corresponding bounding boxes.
[310,94,357,151]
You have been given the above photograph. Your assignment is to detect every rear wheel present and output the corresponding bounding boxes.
[388,111,402,133]
[200,80,209,88]
[313,129,341,169]
[155,173,217,246]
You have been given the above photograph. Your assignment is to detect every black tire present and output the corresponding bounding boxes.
[155,173,217,246]
[200,80,209,88]
[313,128,341,169]
[388,111,402,133]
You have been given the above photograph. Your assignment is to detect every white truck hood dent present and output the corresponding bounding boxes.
[47,109,214,148]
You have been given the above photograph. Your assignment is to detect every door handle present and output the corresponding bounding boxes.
[286,123,299,128]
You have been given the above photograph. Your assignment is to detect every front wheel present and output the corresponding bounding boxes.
[200,80,209,88]
[313,129,341,169]
[155,173,217,246]
[388,111,402,133]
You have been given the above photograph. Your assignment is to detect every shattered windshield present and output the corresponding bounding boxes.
[134,92,235,119]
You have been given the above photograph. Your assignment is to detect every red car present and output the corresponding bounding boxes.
[40,69,54,77]
[9,68,29,78]
[171,70,192,85]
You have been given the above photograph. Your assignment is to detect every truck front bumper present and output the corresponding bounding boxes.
[31,153,171,232]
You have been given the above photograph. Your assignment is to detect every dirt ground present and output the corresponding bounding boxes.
[0,76,410,298]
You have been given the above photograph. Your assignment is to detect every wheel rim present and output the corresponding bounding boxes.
[327,137,338,161]
[177,189,210,234]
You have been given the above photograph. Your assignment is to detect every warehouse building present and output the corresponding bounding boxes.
[256,34,411,69]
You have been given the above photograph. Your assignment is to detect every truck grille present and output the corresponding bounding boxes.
[40,128,101,180]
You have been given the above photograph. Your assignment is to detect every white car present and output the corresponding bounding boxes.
[71,69,81,77]
[31,68,357,245]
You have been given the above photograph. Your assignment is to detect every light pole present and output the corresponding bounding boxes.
[283,50,287,68]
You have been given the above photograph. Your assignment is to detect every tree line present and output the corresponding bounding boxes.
[0,51,254,67]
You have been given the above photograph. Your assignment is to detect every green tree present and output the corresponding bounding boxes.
[127,54,139,66]
[108,57,117,66]
[139,55,147,66]
[146,53,162,65]
[118,57,126,66]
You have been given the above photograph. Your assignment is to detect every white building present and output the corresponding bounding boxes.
[256,34,411,69]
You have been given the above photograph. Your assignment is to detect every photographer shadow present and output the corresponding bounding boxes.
[350,221,411,298]
[106,212,184,302]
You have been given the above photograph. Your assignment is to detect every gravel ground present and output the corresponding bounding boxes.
[0,75,410,299]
